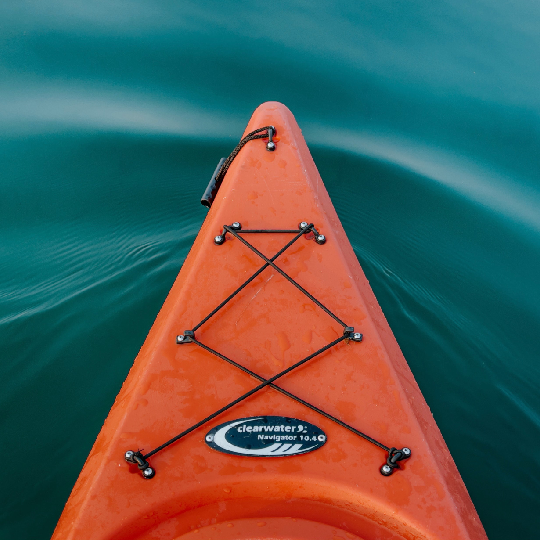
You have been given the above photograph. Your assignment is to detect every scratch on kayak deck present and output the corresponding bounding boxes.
[235,274,274,326]
[262,176,276,205]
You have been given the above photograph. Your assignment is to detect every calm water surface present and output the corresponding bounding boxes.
[1,2,539,539]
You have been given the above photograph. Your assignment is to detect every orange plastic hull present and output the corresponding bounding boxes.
[52,102,487,540]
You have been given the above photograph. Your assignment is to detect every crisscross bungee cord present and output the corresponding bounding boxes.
[125,126,411,480]
[125,222,411,480]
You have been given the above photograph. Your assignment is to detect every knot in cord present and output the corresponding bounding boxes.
[125,450,155,479]
[380,447,412,476]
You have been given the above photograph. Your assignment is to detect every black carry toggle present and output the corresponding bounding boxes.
[201,158,227,209]
[124,450,155,479]
[380,447,412,476]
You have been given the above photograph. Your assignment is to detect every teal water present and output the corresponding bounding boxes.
[1,1,539,538]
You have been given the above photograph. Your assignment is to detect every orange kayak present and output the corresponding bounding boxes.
[52,102,487,540]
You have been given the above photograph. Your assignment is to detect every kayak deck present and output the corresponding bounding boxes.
[52,102,486,540]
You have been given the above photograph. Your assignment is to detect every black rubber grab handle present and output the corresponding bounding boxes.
[201,157,226,208]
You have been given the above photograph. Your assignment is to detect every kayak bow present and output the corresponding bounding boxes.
[52,102,487,540]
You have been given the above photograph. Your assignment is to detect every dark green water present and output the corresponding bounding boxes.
[1,2,539,539]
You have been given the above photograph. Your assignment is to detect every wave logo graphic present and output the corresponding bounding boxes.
[205,416,326,457]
